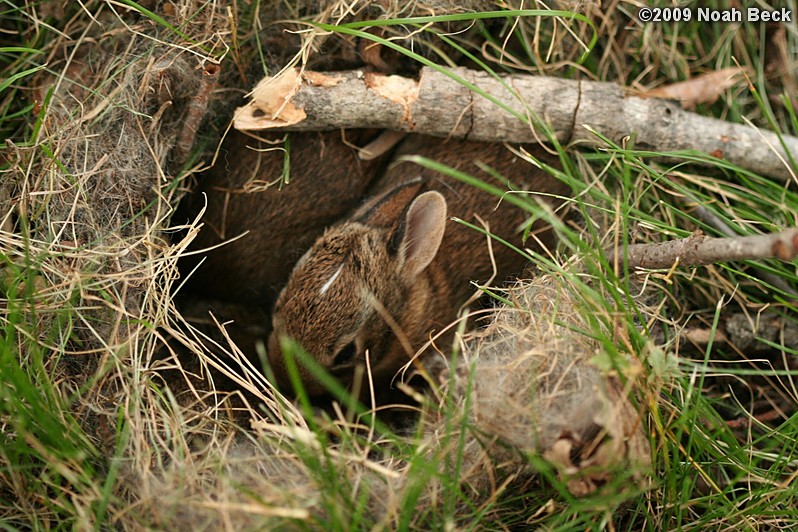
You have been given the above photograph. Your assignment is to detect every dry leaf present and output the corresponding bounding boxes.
[539,379,651,496]
[640,67,747,109]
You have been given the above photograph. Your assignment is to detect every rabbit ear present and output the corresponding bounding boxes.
[398,191,447,278]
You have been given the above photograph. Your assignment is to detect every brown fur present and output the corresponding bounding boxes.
[178,129,389,310]
[268,135,570,395]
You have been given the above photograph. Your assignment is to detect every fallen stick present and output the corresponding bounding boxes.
[233,67,798,182]
[173,63,221,166]
[683,193,798,297]
[611,228,798,270]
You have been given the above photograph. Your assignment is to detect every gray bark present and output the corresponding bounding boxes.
[612,228,798,270]
[234,66,798,182]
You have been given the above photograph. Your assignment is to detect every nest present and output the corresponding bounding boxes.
[2,1,659,528]
[435,273,651,497]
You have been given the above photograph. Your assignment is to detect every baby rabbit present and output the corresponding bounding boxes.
[267,135,569,395]
[178,129,389,311]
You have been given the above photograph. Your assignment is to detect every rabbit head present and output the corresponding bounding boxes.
[268,185,448,395]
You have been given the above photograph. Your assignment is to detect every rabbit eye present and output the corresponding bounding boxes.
[332,341,357,367]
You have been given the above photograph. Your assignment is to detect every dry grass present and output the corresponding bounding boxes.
[1,0,797,529]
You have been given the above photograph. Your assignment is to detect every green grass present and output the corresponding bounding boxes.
[2,0,798,529]
[0,256,110,526]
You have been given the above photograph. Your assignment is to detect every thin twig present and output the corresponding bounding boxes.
[173,63,220,166]
[682,192,798,297]
[613,228,798,270]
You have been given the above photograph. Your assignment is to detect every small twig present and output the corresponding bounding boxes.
[172,63,220,166]
[689,202,736,237]
[682,192,798,297]
[725,408,784,429]
[357,130,406,161]
[613,228,798,270]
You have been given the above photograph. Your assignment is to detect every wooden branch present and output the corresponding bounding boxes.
[684,194,798,297]
[613,228,798,270]
[233,67,798,181]
[173,63,220,166]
